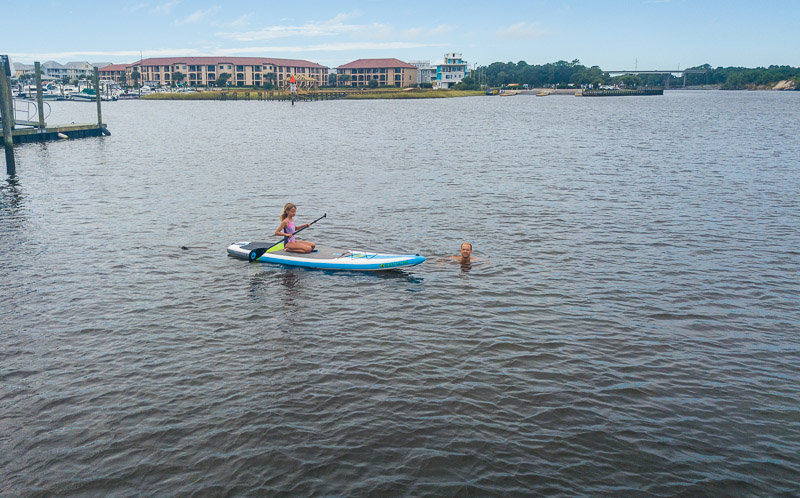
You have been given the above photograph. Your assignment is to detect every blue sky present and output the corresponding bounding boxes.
[6,0,799,69]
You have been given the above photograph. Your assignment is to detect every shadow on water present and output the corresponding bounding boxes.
[247,267,303,307]
[0,175,24,224]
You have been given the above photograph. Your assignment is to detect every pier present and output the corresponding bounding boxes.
[1,57,110,175]
[579,88,664,97]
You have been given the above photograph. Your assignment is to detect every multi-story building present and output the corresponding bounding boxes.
[122,57,328,88]
[98,64,129,83]
[409,60,436,85]
[13,61,112,81]
[336,59,418,88]
[436,53,468,89]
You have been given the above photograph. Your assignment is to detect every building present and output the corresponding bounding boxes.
[98,64,129,84]
[336,59,418,88]
[12,60,112,82]
[123,57,328,88]
[436,53,468,89]
[409,60,436,85]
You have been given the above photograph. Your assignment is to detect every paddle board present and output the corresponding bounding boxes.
[227,242,425,271]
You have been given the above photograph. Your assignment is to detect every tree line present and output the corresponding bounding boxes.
[453,60,800,90]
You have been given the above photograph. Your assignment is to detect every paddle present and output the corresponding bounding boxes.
[248,213,327,262]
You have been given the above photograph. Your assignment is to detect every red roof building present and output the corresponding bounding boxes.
[98,64,130,83]
[123,56,328,88]
[336,58,418,88]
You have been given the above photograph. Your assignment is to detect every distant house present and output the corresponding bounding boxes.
[337,58,418,88]
[436,53,468,89]
[13,60,111,81]
[409,60,436,85]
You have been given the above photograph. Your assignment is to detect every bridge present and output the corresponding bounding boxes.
[606,69,707,88]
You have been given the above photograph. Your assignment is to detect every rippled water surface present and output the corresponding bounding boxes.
[2,91,799,495]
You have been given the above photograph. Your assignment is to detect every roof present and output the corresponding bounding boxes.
[130,56,327,69]
[99,64,129,72]
[337,58,417,70]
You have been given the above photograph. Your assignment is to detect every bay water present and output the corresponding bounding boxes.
[2,91,799,495]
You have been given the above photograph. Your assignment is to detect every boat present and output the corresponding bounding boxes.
[536,91,550,96]
[227,242,426,271]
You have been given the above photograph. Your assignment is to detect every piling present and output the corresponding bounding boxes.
[35,62,46,130]
[0,56,16,175]
[93,67,102,126]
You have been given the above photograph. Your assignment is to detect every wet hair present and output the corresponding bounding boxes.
[280,202,296,221]
[461,242,472,251]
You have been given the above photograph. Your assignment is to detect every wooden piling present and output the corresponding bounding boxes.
[0,57,16,175]
[35,62,46,130]
[93,67,102,126]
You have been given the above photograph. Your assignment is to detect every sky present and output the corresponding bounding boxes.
[5,0,799,70]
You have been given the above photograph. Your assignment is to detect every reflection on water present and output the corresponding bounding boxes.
[279,269,302,307]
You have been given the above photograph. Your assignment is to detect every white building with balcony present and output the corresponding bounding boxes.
[435,53,468,89]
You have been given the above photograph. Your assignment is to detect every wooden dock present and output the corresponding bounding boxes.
[2,57,111,175]
[11,123,109,144]
[579,88,664,97]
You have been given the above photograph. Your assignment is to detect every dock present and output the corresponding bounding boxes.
[579,88,664,97]
[10,123,109,144]
[2,57,110,175]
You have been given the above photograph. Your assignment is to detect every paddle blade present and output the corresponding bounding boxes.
[249,248,268,262]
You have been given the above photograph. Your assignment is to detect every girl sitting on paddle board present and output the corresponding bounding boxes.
[275,203,316,253]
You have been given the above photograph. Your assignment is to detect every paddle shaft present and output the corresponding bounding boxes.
[249,213,326,261]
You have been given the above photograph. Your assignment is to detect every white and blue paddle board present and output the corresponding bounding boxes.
[227,242,425,271]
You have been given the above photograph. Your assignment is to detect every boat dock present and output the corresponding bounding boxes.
[10,123,109,144]
[2,57,110,175]
[579,88,664,97]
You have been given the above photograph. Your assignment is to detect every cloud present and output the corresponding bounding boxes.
[224,14,251,28]
[215,11,382,41]
[402,24,455,38]
[214,41,444,54]
[176,6,220,25]
[125,3,149,12]
[9,49,197,62]
[496,22,550,40]
[8,40,446,64]
[153,0,180,14]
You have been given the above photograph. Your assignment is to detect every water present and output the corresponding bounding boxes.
[2,91,799,495]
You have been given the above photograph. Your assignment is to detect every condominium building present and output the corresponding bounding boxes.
[119,57,328,87]
[436,53,468,89]
[98,64,129,83]
[409,60,436,85]
[336,59,418,88]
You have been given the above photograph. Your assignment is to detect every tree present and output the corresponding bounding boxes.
[172,71,185,87]
[368,78,379,88]
[215,73,231,87]
[119,74,127,87]
[263,72,277,88]
[131,68,141,89]
[328,73,338,86]
[338,74,351,86]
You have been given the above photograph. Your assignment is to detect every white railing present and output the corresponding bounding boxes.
[11,98,51,126]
